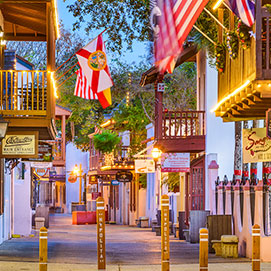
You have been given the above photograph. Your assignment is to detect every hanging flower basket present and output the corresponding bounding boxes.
[215,43,226,73]
[237,20,252,49]
[226,31,239,59]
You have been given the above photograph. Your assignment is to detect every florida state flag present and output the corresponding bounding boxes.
[76,33,113,94]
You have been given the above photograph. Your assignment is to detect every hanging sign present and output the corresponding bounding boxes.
[266,109,271,139]
[89,175,98,185]
[33,168,50,178]
[135,159,155,173]
[1,131,38,158]
[243,128,271,163]
[116,171,133,182]
[161,153,190,172]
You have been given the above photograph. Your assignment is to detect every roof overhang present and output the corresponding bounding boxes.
[0,0,59,41]
[140,43,198,87]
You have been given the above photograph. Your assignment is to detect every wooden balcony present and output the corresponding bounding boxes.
[89,146,135,175]
[52,138,65,167]
[155,111,205,153]
[215,3,271,121]
[1,70,56,139]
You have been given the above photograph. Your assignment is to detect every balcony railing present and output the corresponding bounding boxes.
[162,110,205,139]
[0,70,47,116]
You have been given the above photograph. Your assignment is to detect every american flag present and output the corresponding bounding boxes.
[155,0,209,74]
[226,0,255,27]
[74,68,98,100]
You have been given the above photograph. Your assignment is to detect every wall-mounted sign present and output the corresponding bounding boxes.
[161,153,190,172]
[1,131,38,158]
[116,171,133,182]
[266,109,271,139]
[135,159,155,173]
[89,175,98,185]
[157,83,165,92]
[23,141,52,162]
[68,174,77,183]
[243,128,271,163]
[31,162,53,169]
[111,180,120,186]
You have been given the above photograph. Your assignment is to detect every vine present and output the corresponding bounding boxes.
[215,43,226,73]
[226,31,239,59]
[237,20,251,49]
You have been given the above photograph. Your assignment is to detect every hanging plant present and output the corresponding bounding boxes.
[226,31,239,59]
[93,130,121,154]
[215,43,226,73]
[236,20,251,49]
[264,4,271,14]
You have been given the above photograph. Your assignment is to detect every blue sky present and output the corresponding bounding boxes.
[57,0,149,66]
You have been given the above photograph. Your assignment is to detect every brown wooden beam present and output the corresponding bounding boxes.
[5,34,46,41]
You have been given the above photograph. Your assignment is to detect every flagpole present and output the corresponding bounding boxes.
[192,25,217,45]
[55,62,79,81]
[57,71,77,88]
[203,8,228,31]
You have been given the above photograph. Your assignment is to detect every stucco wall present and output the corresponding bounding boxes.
[66,143,89,213]
[13,162,32,236]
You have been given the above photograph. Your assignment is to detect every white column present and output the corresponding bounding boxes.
[217,183,224,215]
[225,183,232,215]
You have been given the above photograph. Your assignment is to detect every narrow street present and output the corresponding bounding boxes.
[0,214,263,271]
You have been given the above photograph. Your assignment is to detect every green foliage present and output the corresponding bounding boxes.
[93,130,121,154]
[215,43,226,73]
[237,20,251,49]
[264,4,271,14]
[64,0,150,53]
[162,172,180,192]
[226,31,239,59]
[138,174,147,189]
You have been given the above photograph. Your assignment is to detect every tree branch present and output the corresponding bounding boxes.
[139,93,154,125]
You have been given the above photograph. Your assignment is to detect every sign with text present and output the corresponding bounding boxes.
[161,195,170,270]
[33,168,50,178]
[96,197,106,269]
[135,159,155,173]
[116,171,133,182]
[161,153,190,172]
[243,128,271,163]
[1,131,38,158]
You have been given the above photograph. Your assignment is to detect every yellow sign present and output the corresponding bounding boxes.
[1,131,38,158]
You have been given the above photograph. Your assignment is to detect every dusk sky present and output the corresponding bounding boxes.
[57,0,149,66]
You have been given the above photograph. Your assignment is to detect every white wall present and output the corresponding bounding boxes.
[66,142,89,213]
[13,162,32,236]
[205,62,235,210]
[0,171,11,244]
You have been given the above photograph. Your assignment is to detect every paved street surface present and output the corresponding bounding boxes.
[0,214,270,270]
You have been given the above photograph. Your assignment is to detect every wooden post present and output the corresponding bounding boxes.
[199,228,208,271]
[96,197,106,270]
[161,195,170,271]
[252,224,261,271]
[79,163,82,204]
[39,227,48,271]
[218,7,224,43]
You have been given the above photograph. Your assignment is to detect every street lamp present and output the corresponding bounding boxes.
[73,163,83,204]
[151,147,162,162]
[0,115,9,140]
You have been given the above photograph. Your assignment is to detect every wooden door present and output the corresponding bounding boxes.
[186,156,205,222]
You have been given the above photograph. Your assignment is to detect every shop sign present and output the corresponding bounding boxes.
[1,131,38,158]
[33,168,50,178]
[89,175,98,185]
[243,128,271,163]
[116,171,133,182]
[111,180,120,186]
[135,159,155,173]
[31,162,53,169]
[161,153,190,172]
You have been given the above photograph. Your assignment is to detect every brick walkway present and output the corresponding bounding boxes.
[0,214,264,270]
